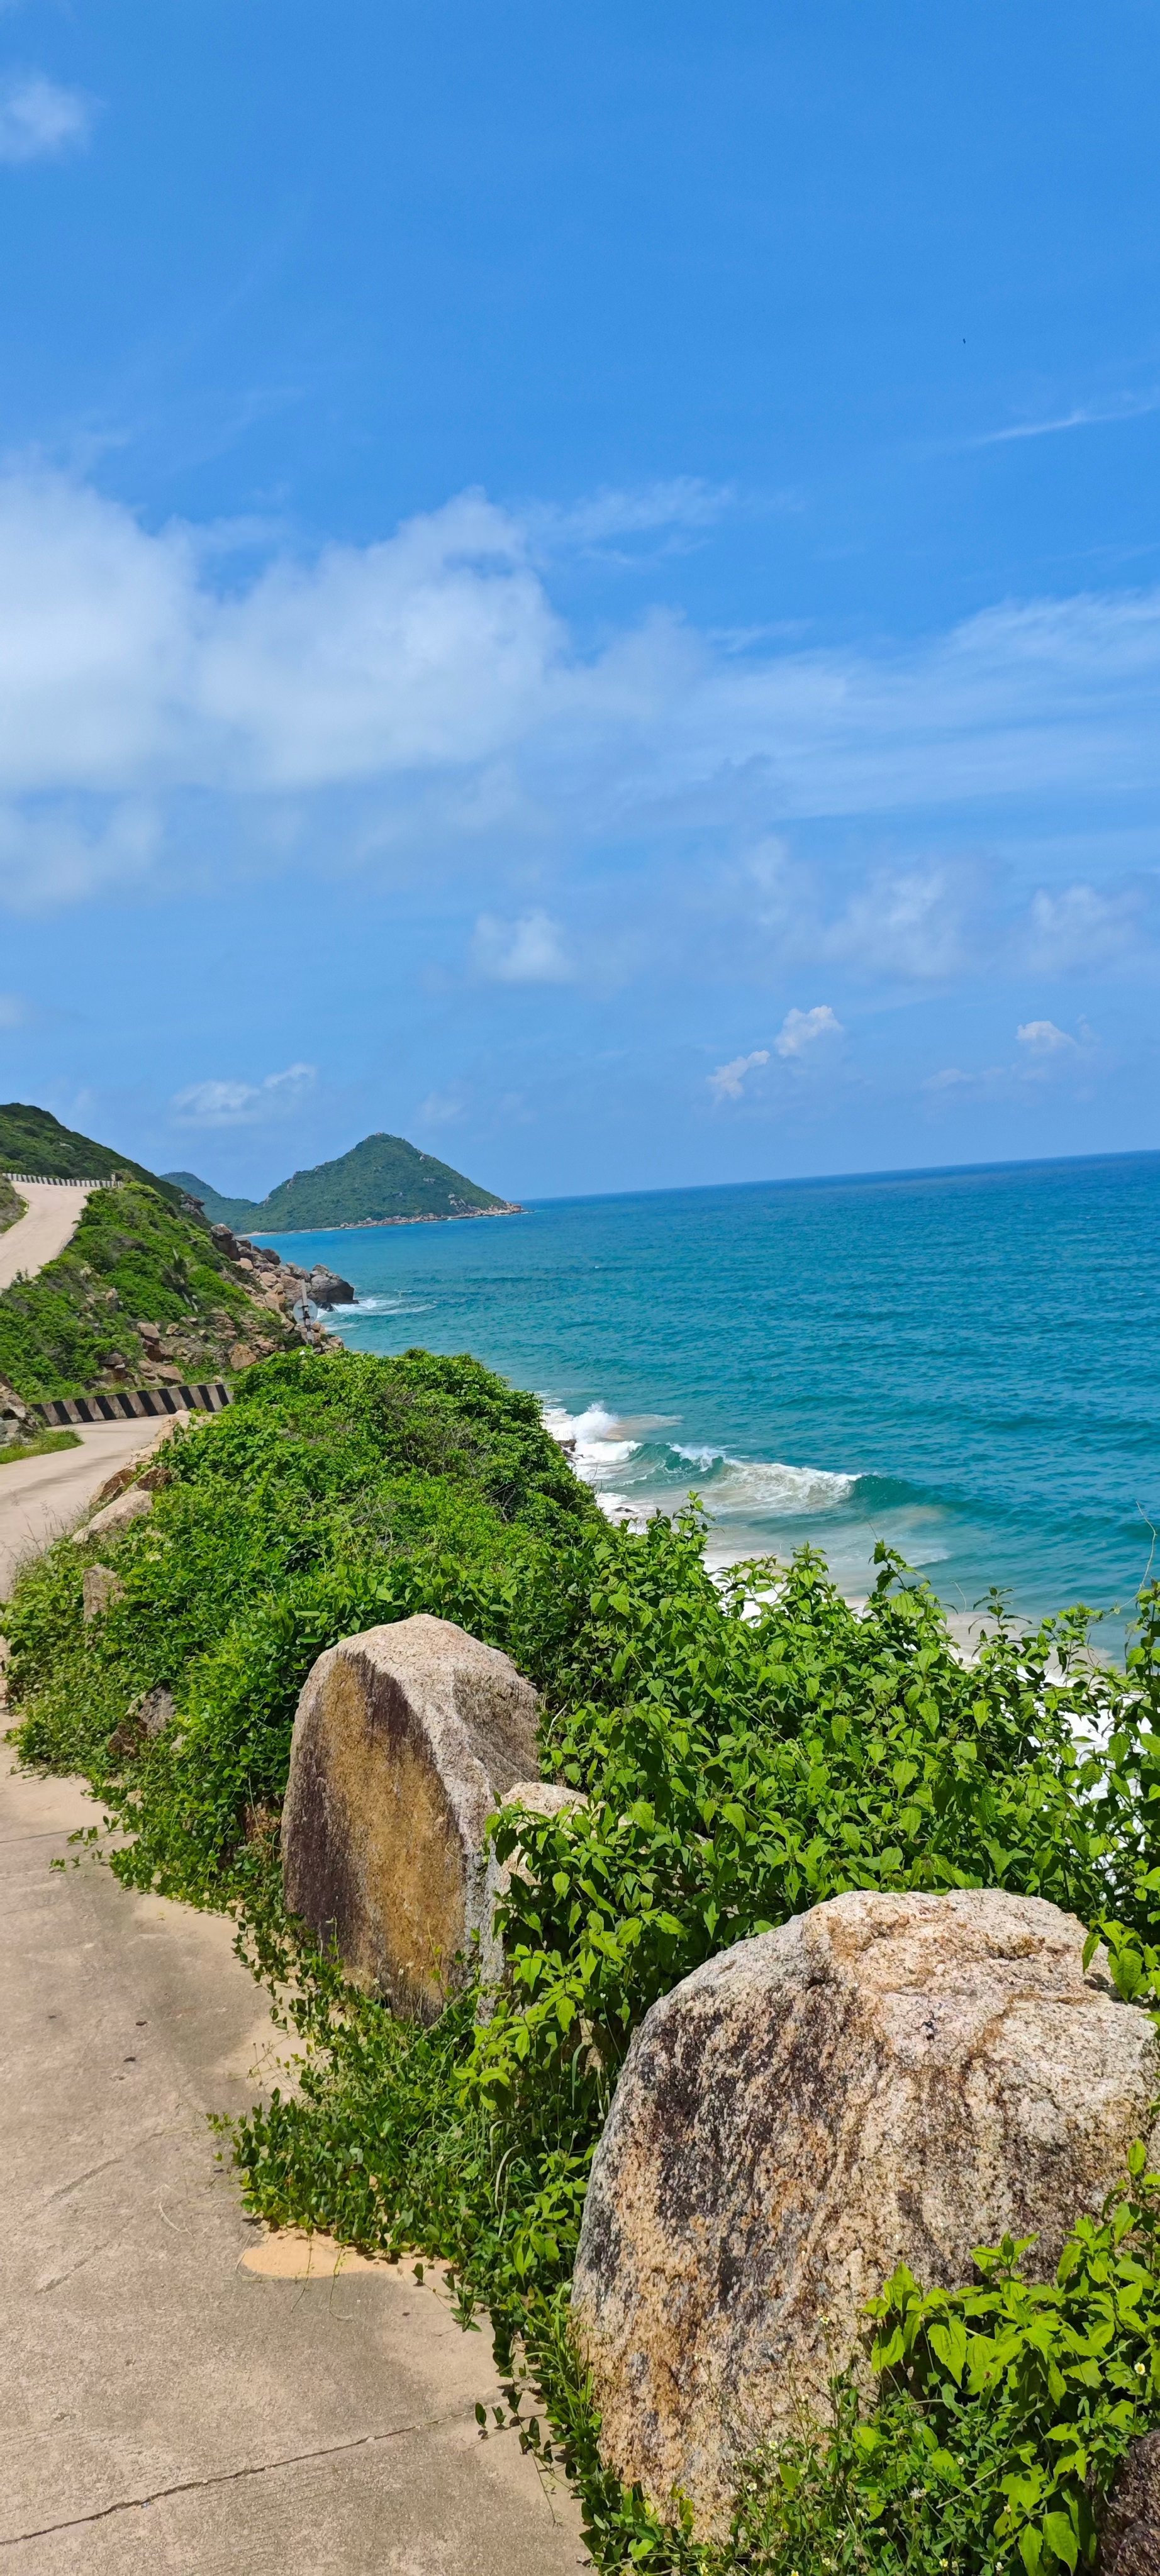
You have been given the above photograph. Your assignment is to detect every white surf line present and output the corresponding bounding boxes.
[0,1180,95,1293]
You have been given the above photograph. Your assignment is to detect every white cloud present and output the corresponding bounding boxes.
[927,1021,1096,1102]
[472,909,572,983]
[774,1003,842,1058]
[1025,882,1143,974]
[708,1048,769,1102]
[1016,1018,1076,1055]
[526,479,732,555]
[972,391,1160,447]
[0,72,93,165]
[415,1089,466,1126]
[170,1063,316,1128]
[0,990,28,1027]
[0,468,1159,948]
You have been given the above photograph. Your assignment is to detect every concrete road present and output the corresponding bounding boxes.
[0,1751,586,2574]
[0,1182,92,1294]
[0,1421,169,1601]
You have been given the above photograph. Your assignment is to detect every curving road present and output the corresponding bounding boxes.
[0,1180,93,1294]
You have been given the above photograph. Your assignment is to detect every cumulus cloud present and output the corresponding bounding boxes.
[774,1003,842,1058]
[708,1048,769,1102]
[1016,1018,1076,1055]
[170,1063,316,1128]
[0,72,93,164]
[472,909,572,982]
[1,467,1159,955]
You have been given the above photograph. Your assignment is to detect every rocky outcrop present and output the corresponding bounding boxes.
[82,1563,125,1621]
[1102,2434,1160,2576]
[108,1684,177,1761]
[281,1615,542,2016]
[306,1265,354,1309]
[571,1889,1160,2535]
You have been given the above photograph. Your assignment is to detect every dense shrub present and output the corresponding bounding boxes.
[8,1343,1160,2573]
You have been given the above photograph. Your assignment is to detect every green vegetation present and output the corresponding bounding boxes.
[0,1179,298,1401]
[163,1168,262,1228]
[165,1129,516,1231]
[0,1101,184,1207]
[0,1426,82,1466]
[6,1343,1160,2573]
[0,1171,22,1233]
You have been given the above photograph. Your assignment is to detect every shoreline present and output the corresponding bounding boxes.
[254,1203,524,1236]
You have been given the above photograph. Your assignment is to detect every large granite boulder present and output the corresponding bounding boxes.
[1102,2433,1160,2576]
[281,1614,541,2015]
[571,1888,1160,2534]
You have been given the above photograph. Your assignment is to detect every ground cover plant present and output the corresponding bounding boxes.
[6,1343,1160,2573]
[0,1426,81,1466]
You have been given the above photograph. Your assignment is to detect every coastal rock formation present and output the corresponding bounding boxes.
[1102,2433,1160,2576]
[571,1888,1160,2535]
[281,1614,542,2016]
[306,1265,354,1309]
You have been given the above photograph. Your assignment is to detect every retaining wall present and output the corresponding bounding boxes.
[32,1382,233,1428]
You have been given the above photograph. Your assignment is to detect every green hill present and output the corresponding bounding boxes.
[0,1104,185,1211]
[163,1170,262,1230]
[165,1131,520,1233]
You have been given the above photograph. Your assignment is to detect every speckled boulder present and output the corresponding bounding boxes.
[281,1614,541,2016]
[571,1888,1160,2534]
[1101,2433,1160,2576]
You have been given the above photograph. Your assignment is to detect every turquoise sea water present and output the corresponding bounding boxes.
[259,1151,1160,1630]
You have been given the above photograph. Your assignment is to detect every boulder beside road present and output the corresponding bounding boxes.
[571,1887,1160,2535]
[281,1614,542,2016]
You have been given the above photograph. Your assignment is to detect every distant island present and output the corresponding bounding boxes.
[165,1131,523,1233]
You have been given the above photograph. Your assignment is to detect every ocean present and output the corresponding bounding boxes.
[257,1150,1160,1635]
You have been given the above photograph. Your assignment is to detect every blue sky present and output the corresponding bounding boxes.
[1,0,1158,1199]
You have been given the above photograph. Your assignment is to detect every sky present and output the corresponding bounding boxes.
[0,0,1158,1201]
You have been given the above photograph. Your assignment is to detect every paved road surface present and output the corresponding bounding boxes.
[0,1182,92,1294]
[0,1750,586,2573]
[0,1421,165,1601]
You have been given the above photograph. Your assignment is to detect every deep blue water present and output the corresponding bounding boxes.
[257,1151,1160,1630]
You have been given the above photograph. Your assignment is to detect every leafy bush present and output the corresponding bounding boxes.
[717,2154,1160,2576]
[8,1342,1160,2572]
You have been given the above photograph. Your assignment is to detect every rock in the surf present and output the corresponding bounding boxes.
[571,1887,1160,2534]
[281,1613,541,2015]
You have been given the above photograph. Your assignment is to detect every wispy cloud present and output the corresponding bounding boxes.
[708,1048,769,1102]
[0,72,94,165]
[927,1021,1096,1102]
[473,909,572,983]
[170,1063,316,1128]
[0,989,29,1027]
[526,478,733,557]
[971,391,1160,447]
